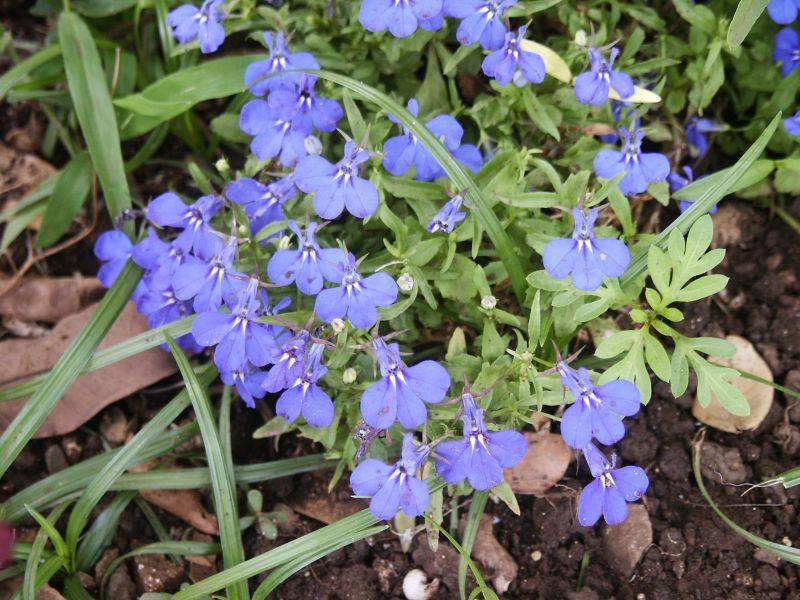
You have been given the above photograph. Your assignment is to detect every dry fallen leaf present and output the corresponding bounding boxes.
[0,302,176,438]
[289,473,365,524]
[504,432,571,495]
[470,515,518,594]
[0,276,103,323]
[693,335,774,433]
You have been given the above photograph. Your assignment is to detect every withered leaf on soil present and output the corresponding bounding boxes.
[0,276,102,323]
[504,432,571,495]
[0,301,176,438]
[470,515,518,594]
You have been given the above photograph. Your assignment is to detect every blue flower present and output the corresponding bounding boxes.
[434,393,527,490]
[146,193,222,258]
[774,28,800,76]
[220,366,268,408]
[574,48,633,106]
[172,239,244,312]
[359,0,444,38]
[94,230,134,288]
[225,177,294,235]
[383,99,483,181]
[167,0,226,54]
[482,26,545,86]
[594,127,670,196]
[769,0,800,24]
[133,229,190,292]
[350,433,431,520]
[275,343,334,427]
[191,278,282,372]
[360,337,450,429]
[600,101,636,144]
[261,329,310,393]
[136,283,201,353]
[239,98,310,168]
[267,221,346,295]
[669,166,717,215]
[685,117,724,159]
[578,443,649,526]
[294,141,379,220]
[543,208,630,292]
[557,365,640,449]
[785,110,800,136]
[444,0,518,50]
[267,76,343,135]
[244,31,320,96]
[427,195,467,233]
[314,253,398,329]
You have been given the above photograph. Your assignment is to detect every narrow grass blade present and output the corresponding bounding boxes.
[58,12,131,221]
[100,541,219,599]
[62,574,95,600]
[64,365,215,561]
[166,336,248,600]
[458,492,488,600]
[4,423,197,523]
[0,262,141,479]
[693,433,800,564]
[0,44,61,101]
[23,506,68,561]
[23,503,70,600]
[306,69,528,303]
[37,151,93,248]
[621,113,781,286]
[767,466,800,488]
[75,491,136,571]
[727,0,769,49]
[10,555,64,600]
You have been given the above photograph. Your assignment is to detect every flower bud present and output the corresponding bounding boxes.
[481,295,497,310]
[343,368,357,384]
[574,30,587,47]
[305,135,323,156]
[330,318,346,334]
[214,157,230,177]
[278,235,291,250]
[397,273,414,293]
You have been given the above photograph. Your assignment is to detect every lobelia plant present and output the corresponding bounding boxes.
[4,0,797,595]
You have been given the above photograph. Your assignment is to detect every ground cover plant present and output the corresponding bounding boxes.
[1,0,800,597]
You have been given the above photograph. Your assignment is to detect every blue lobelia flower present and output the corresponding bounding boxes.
[769,0,800,24]
[359,0,444,38]
[314,253,398,329]
[191,278,282,372]
[578,443,649,526]
[482,26,545,86]
[350,433,431,520]
[220,366,268,408]
[599,100,636,144]
[244,31,320,96]
[146,193,222,258]
[239,98,310,168]
[785,110,800,136]
[428,195,467,233]
[557,364,640,449]
[136,284,202,353]
[444,0,518,51]
[268,76,343,136]
[294,141,379,220]
[167,0,226,54]
[434,392,527,490]
[774,28,800,76]
[261,329,310,393]
[594,127,670,196]
[574,48,634,106]
[543,208,630,292]
[225,177,295,235]
[669,166,717,215]
[684,117,724,159]
[133,229,190,292]
[94,230,134,288]
[383,99,483,181]
[267,221,345,295]
[360,337,451,429]
[172,238,244,312]
[275,343,334,427]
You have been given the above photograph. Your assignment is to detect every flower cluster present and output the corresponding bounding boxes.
[556,359,649,526]
[167,0,226,54]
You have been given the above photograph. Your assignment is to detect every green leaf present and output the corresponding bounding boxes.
[166,336,248,600]
[688,350,749,415]
[727,0,769,49]
[37,152,92,248]
[0,44,61,102]
[622,113,781,287]
[676,274,729,302]
[305,69,529,303]
[521,88,560,141]
[58,12,131,222]
[643,329,671,382]
[0,262,141,480]
[341,89,366,143]
[23,503,70,600]
[75,491,135,571]
[72,0,138,17]
[25,505,69,561]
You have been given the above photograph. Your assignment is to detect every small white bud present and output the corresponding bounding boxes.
[397,273,414,293]
[214,157,230,176]
[343,368,357,384]
[575,30,588,47]
[481,295,497,310]
[278,235,291,250]
[330,318,346,334]
[304,135,323,156]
